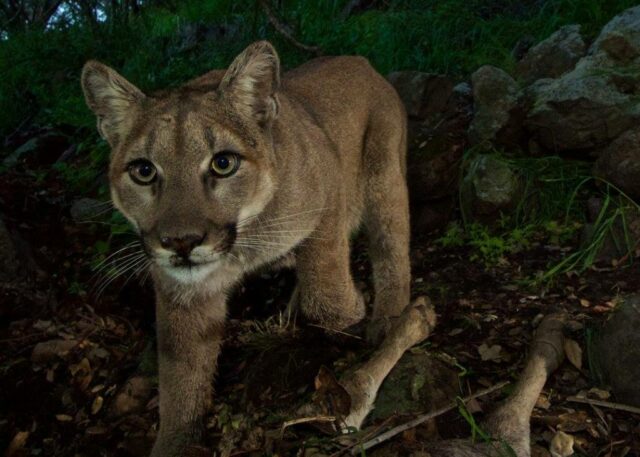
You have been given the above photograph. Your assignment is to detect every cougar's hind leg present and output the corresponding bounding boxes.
[483,313,567,457]
[362,109,411,343]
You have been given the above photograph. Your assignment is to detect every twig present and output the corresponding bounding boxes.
[258,0,322,54]
[280,415,336,438]
[329,414,397,457]
[567,396,640,415]
[350,380,510,455]
[307,324,363,340]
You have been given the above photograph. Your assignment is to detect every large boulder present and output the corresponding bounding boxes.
[591,6,640,61]
[387,71,454,119]
[460,155,521,220]
[593,127,640,200]
[593,296,640,406]
[468,65,520,148]
[516,25,586,83]
[526,7,640,154]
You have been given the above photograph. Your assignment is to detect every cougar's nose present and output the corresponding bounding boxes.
[160,233,205,258]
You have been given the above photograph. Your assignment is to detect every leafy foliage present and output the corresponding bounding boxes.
[1,0,639,147]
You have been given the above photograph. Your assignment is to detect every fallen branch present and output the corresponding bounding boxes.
[258,0,322,54]
[280,415,336,438]
[349,380,510,455]
[566,396,640,415]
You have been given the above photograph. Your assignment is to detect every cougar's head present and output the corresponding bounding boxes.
[81,42,281,283]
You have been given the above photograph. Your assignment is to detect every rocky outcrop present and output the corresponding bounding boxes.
[593,127,640,199]
[460,155,521,220]
[387,71,455,119]
[526,7,640,153]
[516,25,586,83]
[593,296,640,406]
[468,65,519,148]
[390,71,472,232]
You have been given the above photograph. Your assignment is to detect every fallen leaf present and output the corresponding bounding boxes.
[5,431,29,457]
[557,411,590,432]
[56,414,73,422]
[550,431,574,457]
[564,339,582,370]
[478,343,502,361]
[91,396,103,415]
[536,393,551,410]
[588,387,610,400]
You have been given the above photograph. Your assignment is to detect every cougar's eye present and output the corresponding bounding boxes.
[128,160,157,185]
[210,152,240,177]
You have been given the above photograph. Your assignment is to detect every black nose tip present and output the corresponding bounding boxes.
[160,233,205,258]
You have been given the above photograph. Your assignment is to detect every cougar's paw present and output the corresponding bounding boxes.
[302,287,366,333]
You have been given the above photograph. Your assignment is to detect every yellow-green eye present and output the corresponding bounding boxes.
[128,159,157,185]
[211,152,240,177]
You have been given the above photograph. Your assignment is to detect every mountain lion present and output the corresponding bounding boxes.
[81,41,410,456]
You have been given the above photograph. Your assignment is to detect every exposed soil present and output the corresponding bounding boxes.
[1,162,639,457]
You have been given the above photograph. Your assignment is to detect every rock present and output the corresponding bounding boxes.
[591,6,640,61]
[526,7,640,154]
[408,140,464,203]
[460,155,521,220]
[594,127,640,200]
[369,351,459,421]
[468,65,519,148]
[516,25,586,83]
[406,77,471,205]
[70,198,107,222]
[112,375,154,416]
[2,131,70,169]
[579,197,640,262]
[31,339,77,363]
[525,55,637,153]
[0,217,19,281]
[411,196,456,234]
[387,71,454,119]
[593,295,640,406]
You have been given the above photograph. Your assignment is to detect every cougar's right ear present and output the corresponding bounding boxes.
[218,41,281,127]
[81,61,145,146]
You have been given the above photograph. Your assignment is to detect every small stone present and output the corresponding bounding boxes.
[31,339,77,364]
[112,375,154,416]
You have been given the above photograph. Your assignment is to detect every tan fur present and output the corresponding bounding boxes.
[81,41,410,456]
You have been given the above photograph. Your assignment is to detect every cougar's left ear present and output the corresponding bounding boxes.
[81,61,145,146]
[218,41,281,127]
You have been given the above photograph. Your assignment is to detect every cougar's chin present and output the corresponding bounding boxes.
[161,261,222,284]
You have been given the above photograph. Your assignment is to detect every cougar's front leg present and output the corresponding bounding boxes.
[151,291,225,457]
[294,217,365,331]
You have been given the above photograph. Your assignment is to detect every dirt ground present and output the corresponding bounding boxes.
[1,166,639,457]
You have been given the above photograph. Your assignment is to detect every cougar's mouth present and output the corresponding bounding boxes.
[161,259,223,283]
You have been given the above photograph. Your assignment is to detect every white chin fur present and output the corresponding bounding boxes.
[161,262,221,284]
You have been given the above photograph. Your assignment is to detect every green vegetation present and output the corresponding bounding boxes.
[1,0,638,146]
[438,150,639,279]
